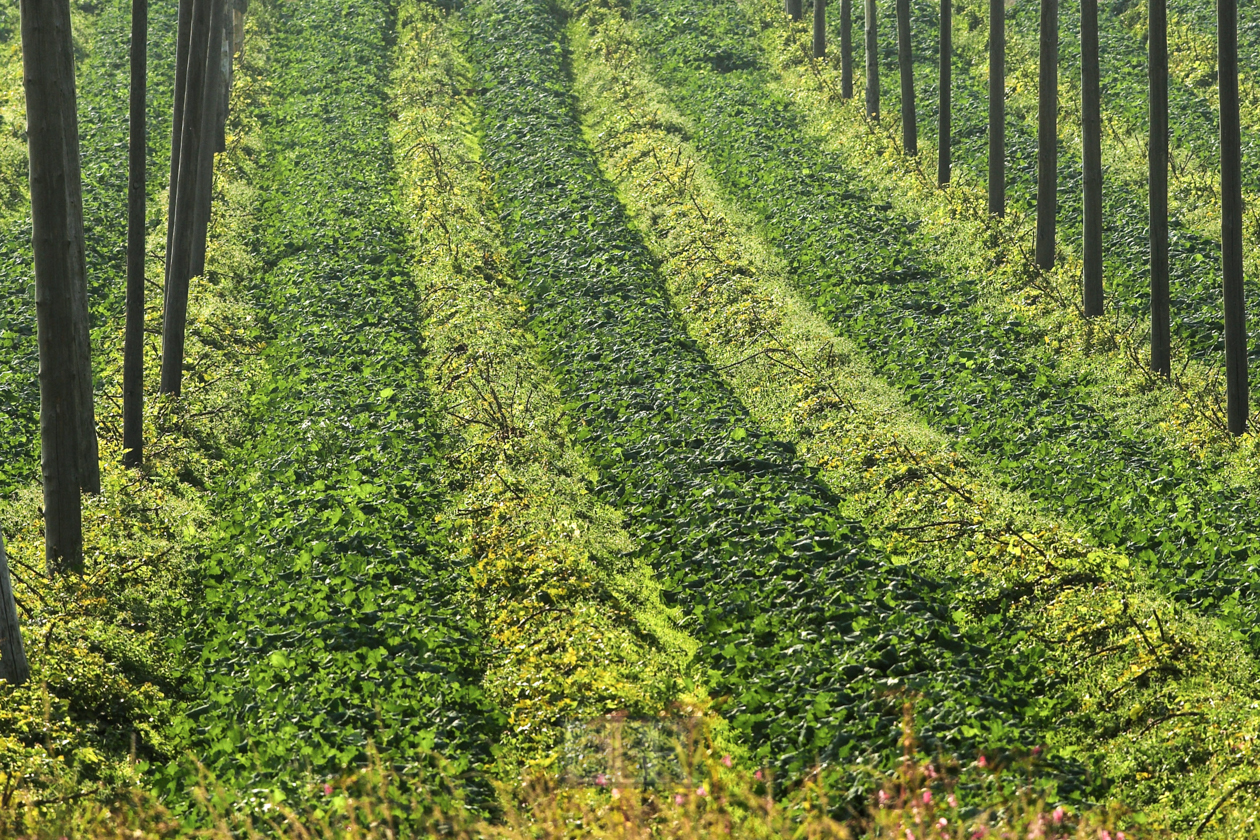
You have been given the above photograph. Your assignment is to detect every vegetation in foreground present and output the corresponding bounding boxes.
[4,0,1260,833]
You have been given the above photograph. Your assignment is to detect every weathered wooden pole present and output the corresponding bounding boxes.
[20,0,90,574]
[1149,0,1170,374]
[814,0,826,58]
[988,0,1004,215]
[788,0,802,23]
[841,0,853,98]
[864,0,879,119]
[0,533,29,686]
[896,0,916,154]
[161,0,219,396]
[1035,0,1058,269]
[165,0,193,285]
[1220,0,1248,434]
[938,0,951,185]
[1081,0,1102,316]
[123,0,147,468]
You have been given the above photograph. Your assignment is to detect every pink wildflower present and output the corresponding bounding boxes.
[905,831,916,840]
[1117,834,1126,840]
[675,793,685,805]
[977,755,988,769]
[938,818,948,829]
[722,754,733,768]
[1052,807,1065,825]
[1032,745,1042,756]
[754,768,764,781]
[878,789,891,807]
[1101,831,1111,840]
[611,788,621,800]
[595,773,608,787]
[696,785,707,797]
[922,789,932,805]
[323,783,333,796]
[947,794,958,808]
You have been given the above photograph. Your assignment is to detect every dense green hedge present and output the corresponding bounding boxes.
[466,0,1068,796]
[633,0,1260,652]
[163,0,499,804]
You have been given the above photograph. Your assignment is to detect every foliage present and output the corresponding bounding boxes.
[391,0,697,774]
[154,0,502,813]
[567,4,1260,832]
[463,0,1087,812]
[625,0,1260,676]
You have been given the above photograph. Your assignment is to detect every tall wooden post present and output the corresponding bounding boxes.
[20,0,90,574]
[840,0,853,98]
[1220,0,1248,434]
[788,0,802,22]
[1081,0,1102,316]
[896,0,916,154]
[814,0,826,58]
[123,0,147,467]
[938,0,951,184]
[165,0,192,289]
[1036,0,1058,269]
[864,0,879,119]
[1149,0,1170,373]
[0,533,29,686]
[161,0,220,397]
[988,0,1004,215]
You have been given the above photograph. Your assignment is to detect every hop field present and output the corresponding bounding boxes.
[4,0,1260,835]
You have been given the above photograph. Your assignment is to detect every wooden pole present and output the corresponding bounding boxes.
[1220,0,1248,434]
[160,0,216,396]
[1035,0,1057,270]
[840,0,852,98]
[814,0,825,58]
[864,0,879,120]
[190,2,225,282]
[165,0,193,292]
[897,0,916,155]
[0,533,29,686]
[1081,0,1102,316]
[123,0,147,468]
[788,0,802,23]
[20,0,88,574]
[1149,0,1170,373]
[938,0,950,185]
[988,0,1004,215]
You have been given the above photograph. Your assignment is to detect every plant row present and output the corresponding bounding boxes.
[155,0,500,806]
[465,0,1072,796]
[633,0,1260,652]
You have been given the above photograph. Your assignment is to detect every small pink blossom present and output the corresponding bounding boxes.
[977,755,988,769]
[1117,834,1126,840]
[922,789,932,805]
[1100,831,1111,840]
[878,789,891,807]
[972,828,990,839]
[938,818,948,829]
[675,793,685,805]
[947,794,958,808]
[323,783,333,796]
[611,788,621,800]
[696,785,707,797]
[1052,807,1065,825]
[925,763,938,779]
[905,831,916,840]
[595,773,608,787]
[722,754,733,768]
[754,768,764,781]
[1032,745,1042,756]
